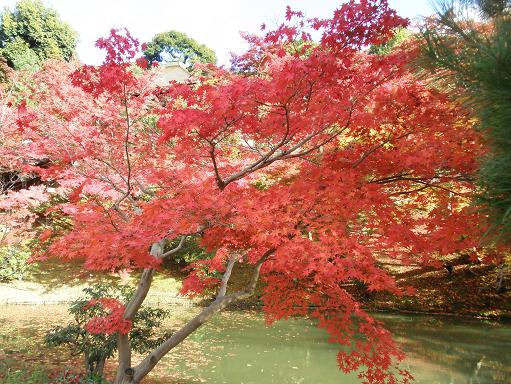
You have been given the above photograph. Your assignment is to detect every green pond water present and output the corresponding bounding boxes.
[155,311,511,384]
[0,305,509,383]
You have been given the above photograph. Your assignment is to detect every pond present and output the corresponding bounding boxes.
[0,305,510,384]
[153,311,511,384]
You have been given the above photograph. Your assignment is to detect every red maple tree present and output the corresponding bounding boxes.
[0,1,497,383]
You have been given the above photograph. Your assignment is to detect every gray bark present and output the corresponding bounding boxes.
[113,247,273,384]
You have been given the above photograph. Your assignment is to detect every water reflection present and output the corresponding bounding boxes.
[380,314,511,384]
[158,312,511,384]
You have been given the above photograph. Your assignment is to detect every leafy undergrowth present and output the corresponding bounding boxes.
[0,304,205,383]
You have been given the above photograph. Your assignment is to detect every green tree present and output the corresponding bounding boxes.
[0,0,77,70]
[143,30,216,68]
[421,0,511,241]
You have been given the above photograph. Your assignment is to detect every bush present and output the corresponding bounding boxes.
[0,246,31,282]
[164,234,214,265]
[45,284,171,381]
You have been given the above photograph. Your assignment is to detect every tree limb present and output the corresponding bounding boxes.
[216,254,238,299]
[160,236,186,259]
[130,248,274,383]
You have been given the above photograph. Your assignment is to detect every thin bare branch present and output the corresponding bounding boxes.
[352,130,412,169]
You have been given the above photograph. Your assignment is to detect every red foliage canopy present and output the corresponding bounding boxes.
[0,1,498,382]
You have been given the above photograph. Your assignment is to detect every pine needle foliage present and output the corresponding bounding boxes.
[421,0,511,242]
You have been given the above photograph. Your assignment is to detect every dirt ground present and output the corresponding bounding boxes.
[352,262,511,320]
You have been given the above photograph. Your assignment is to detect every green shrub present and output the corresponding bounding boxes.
[45,284,170,381]
[0,246,31,282]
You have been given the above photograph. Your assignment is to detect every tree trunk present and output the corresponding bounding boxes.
[114,241,163,383]
[114,333,133,383]
[112,244,272,384]
[131,295,238,382]
[94,356,106,378]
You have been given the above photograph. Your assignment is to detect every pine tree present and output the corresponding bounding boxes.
[421,0,511,242]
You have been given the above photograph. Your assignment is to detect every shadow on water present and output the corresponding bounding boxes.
[379,313,511,384]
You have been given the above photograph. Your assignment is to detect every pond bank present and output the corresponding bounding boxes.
[2,260,510,322]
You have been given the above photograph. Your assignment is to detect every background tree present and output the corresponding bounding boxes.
[143,30,216,68]
[0,0,77,70]
[369,27,412,55]
[461,0,510,17]
[1,2,503,384]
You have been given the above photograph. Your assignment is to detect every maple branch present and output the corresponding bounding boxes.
[389,179,467,197]
[93,157,129,186]
[216,254,238,299]
[369,172,413,184]
[113,84,134,213]
[160,236,186,259]
[211,102,299,190]
[372,173,473,185]
[124,240,166,319]
[134,177,153,196]
[219,123,340,189]
[389,184,433,196]
[123,85,133,194]
[280,104,355,160]
[123,268,154,319]
[210,66,397,190]
[101,204,121,232]
[352,131,413,169]
[209,147,225,189]
[112,205,130,222]
[240,137,264,156]
[230,248,274,299]
[131,248,274,383]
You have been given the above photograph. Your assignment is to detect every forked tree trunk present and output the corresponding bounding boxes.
[113,246,273,384]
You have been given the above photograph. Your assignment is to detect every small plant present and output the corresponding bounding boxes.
[45,284,171,382]
[48,369,85,384]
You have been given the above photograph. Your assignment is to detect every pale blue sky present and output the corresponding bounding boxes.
[1,0,436,66]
